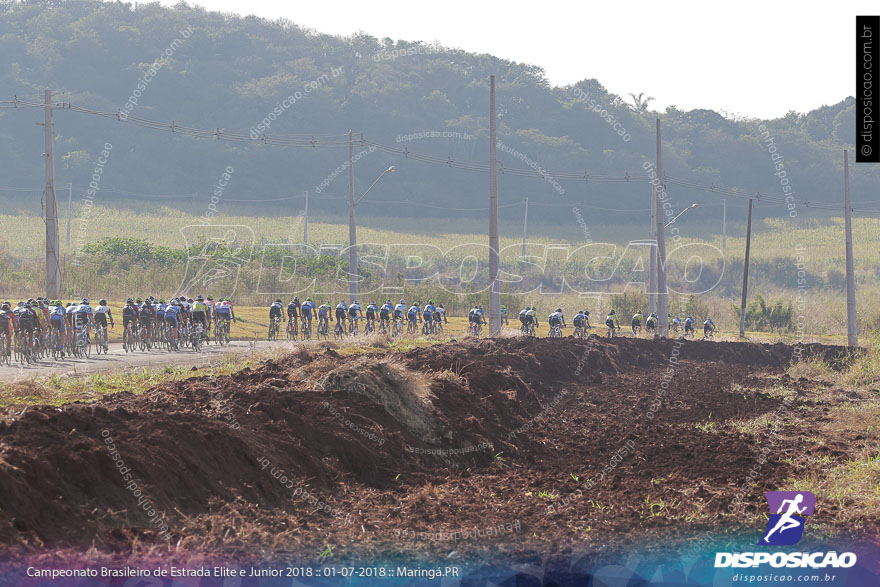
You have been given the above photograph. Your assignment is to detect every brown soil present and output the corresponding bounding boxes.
[0,336,873,568]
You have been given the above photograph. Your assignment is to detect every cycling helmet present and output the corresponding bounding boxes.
[16,301,23,307]
[24,302,32,308]
[187,298,194,303]
[399,299,405,304]
[610,309,616,314]
[428,300,434,305]
[99,299,107,305]
[1,303,9,311]
[386,299,392,304]
[438,304,444,308]
[556,308,562,313]
[55,301,62,307]
[136,298,142,303]
[370,301,376,305]
[159,298,165,304]
[197,295,204,301]
[294,296,300,302]
[126,298,134,304]
[82,298,89,305]
[207,295,213,301]
[307,297,313,302]
[27,298,35,304]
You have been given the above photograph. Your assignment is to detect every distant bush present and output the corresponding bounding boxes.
[732,294,793,332]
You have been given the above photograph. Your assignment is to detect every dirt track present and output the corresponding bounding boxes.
[0,340,286,380]
[0,336,874,568]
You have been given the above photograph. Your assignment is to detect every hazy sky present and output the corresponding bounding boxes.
[160,0,865,119]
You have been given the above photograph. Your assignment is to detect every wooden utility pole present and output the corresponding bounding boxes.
[348,130,357,301]
[303,190,309,242]
[488,75,501,336]
[844,149,858,346]
[66,182,72,248]
[43,89,61,298]
[649,180,657,315]
[739,199,753,337]
[654,119,668,336]
[722,199,727,253]
[521,197,528,258]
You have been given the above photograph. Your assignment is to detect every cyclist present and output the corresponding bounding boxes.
[435,303,448,325]
[684,315,696,337]
[138,297,156,343]
[703,317,715,338]
[268,298,285,331]
[63,302,75,332]
[670,313,681,333]
[192,295,209,338]
[631,310,644,336]
[468,305,485,331]
[500,304,509,326]
[519,306,530,328]
[300,297,315,330]
[334,300,348,331]
[17,301,41,350]
[74,298,93,346]
[287,297,300,334]
[47,301,66,355]
[164,300,181,341]
[549,308,566,333]
[605,309,621,336]
[122,299,139,337]
[348,300,362,332]
[573,309,587,335]
[379,300,393,330]
[94,299,114,351]
[407,302,421,331]
[393,299,407,323]
[317,302,331,334]
[0,303,12,358]
[645,312,657,334]
[582,309,592,329]
[422,300,436,331]
[214,298,235,338]
[365,301,379,331]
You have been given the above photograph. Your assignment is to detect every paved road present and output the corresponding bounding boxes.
[0,340,293,381]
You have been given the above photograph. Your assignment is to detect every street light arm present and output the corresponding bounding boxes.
[354,166,395,207]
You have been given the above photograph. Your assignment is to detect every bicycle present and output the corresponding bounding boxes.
[684,327,695,339]
[469,321,483,337]
[215,318,230,345]
[334,319,346,340]
[301,316,312,341]
[191,324,205,352]
[520,321,536,337]
[287,316,298,340]
[349,318,359,337]
[422,319,432,336]
[702,329,715,341]
[606,324,620,338]
[632,325,642,337]
[0,330,11,365]
[76,325,91,358]
[392,316,404,338]
[268,317,281,341]
[573,325,590,339]
[407,319,418,336]
[549,324,563,338]
[434,320,444,335]
[123,324,136,353]
[48,328,64,359]
[365,317,375,336]
[317,319,329,340]
[93,323,108,355]
[379,316,389,335]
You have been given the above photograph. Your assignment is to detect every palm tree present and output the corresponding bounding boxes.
[628,92,656,112]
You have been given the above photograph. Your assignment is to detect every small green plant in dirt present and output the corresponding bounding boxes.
[537,491,558,500]
[570,473,580,482]
[695,414,717,433]
[317,544,334,562]
[493,452,509,469]
[642,495,681,519]
[589,500,611,512]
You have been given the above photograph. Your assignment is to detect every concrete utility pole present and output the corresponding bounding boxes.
[739,199,753,337]
[43,89,61,298]
[654,119,668,336]
[348,130,357,301]
[649,179,657,315]
[521,197,528,258]
[722,199,727,253]
[303,190,309,242]
[488,75,501,336]
[844,149,858,346]
[66,182,72,248]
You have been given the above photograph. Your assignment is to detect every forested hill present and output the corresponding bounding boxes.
[0,0,871,222]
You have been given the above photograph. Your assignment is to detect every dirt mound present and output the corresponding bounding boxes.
[0,337,848,553]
